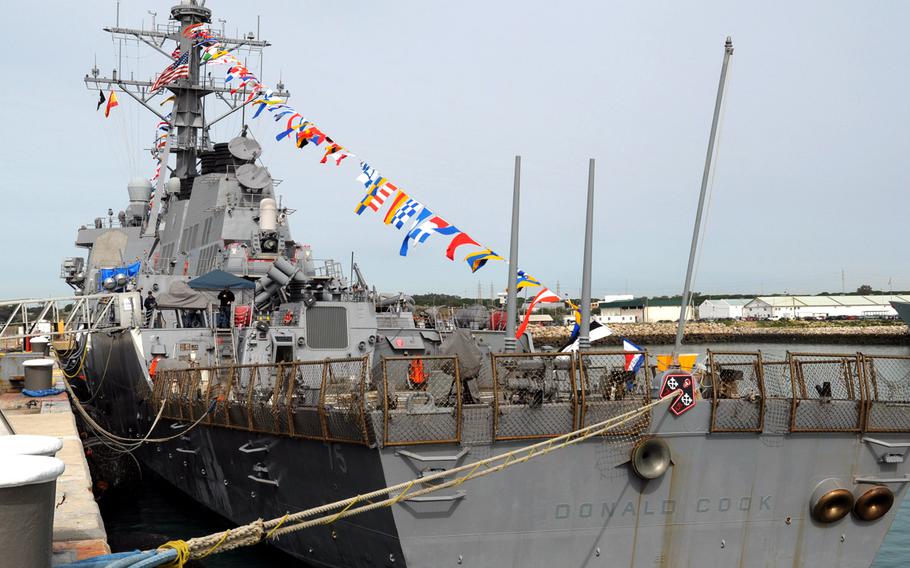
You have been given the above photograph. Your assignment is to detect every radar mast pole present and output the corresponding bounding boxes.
[170,1,210,180]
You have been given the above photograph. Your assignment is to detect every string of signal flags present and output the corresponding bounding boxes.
[99,21,583,340]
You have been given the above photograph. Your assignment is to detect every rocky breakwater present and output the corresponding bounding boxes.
[530,320,910,348]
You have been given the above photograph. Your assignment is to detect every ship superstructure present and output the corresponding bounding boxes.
[42,2,910,567]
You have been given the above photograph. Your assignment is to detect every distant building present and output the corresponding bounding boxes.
[527,314,554,326]
[562,314,611,326]
[742,295,910,320]
[698,298,751,320]
[599,297,694,323]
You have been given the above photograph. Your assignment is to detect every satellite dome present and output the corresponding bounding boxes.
[166,177,182,194]
[127,178,152,203]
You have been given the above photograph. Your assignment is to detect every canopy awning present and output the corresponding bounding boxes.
[156,281,210,309]
[187,270,255,290]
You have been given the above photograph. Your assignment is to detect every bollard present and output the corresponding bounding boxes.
[0,455,65,568]
[0,435,63,458]
[30,337,50,357]
[22,359,55,391]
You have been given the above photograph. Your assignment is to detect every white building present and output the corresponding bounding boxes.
[563,314,612,325]
[599,298,695,323]
[698,298,751,320]
[742,295,910,320]
[527,314,554,326]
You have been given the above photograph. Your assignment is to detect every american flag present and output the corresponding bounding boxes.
[152,51,191,91]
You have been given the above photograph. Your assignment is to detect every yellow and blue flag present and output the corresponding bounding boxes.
[465,249,504,273]
[516,270,541,289]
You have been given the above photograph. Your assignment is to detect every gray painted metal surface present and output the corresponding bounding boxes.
[579,158,595,350]
[504,155,521,352]
[893,301,910,326]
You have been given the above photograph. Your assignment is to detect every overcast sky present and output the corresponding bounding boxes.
[1,1,908,300]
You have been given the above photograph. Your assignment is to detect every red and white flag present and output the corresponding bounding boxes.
[515,288,561,338]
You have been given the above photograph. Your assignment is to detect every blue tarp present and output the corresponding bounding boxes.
[187,269,255,290]
[22,388,63,397]
[98,261,142,289]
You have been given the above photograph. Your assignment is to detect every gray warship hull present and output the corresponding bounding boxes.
[77,330,910,568]
[893,301,910,327]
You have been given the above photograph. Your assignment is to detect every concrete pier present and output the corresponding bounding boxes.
[0,389,109,564]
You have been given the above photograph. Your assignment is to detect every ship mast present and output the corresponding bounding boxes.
[672,37,734,361]
[84,1,288,235]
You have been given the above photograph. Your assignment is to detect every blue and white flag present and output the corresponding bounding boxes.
[389,198,423,230]
[622,338,644,372]
[399,207,433,256]
[356,162,386,192]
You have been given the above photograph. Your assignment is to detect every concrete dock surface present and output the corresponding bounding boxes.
[1,390,109,564]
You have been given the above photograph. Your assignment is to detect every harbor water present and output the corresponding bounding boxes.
[97,341,910,567]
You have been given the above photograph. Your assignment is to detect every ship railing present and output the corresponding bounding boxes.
[379,356,462,446]
[706,351,766,432]
[860,354,910,432]
[150,350,910,446]
[0,292,142,347]
[152,356,376,446]
[756,358,794,434]
[312,260,344,280]
[704,350,910,433]
[577,350,652,435]
[490,352,579,441]
[788,352,866,432]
